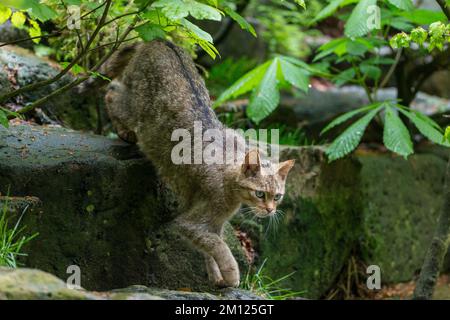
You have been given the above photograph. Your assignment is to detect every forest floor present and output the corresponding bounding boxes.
[372,275,450,300]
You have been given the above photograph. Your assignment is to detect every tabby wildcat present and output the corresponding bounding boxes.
[91,40,295,288]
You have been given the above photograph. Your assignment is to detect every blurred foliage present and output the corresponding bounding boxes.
[216,0,450,159]
[248,0,325,58]
[205,57,258,97]
[0,0,449,159]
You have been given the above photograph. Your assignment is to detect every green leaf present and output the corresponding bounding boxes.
[399,9,447,25]
[152,0,222,21]
[360,64,381,80]
[26,0,57,22]
[313,38,347,61]
[389,17,414,32]
[89,71,111,82]
[246,59,280,124]
[333,68,355,86]
[386,0,414,11]
[181,18,213,42]
[313,0,345,22]
[136,23,166,42]
[28,19,41,43]
[0,5,12,25]
[11,11,25,28]
[279,56,327,75]
[279,58,310,92]
[344,0,378,38]
[152,0,188,20]
[321,102,382,135]
[383,106,413,158]
[60,62,85,75]
[294,0,306,9]
[213,60,272,107]
[326,106,381,161]
[0,109,9,128]
[397,108,449,146]
[197,39,219,59]
[223,7,256,37]
[444,126,450,143]
[365,57,395,65]
[346,39,370,56]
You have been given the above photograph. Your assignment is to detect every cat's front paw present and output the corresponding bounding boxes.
[214,278,240,288]
[220,269,240,288]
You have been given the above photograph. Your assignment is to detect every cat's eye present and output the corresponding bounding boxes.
[274,193,283,201]
[255,190,265,199]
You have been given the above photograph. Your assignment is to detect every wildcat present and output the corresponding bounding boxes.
[89,40,295,288]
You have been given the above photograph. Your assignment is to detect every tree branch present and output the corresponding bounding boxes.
[0,32,62,48]
[0,0,113,104]
[8,16,139,118]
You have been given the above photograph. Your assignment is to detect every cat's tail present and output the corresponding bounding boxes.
[77,43,140,93]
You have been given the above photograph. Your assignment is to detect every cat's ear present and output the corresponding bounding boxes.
[277,159,295,180]
[242,149,261,176]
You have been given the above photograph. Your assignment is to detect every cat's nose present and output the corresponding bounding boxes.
[266,208,274,214]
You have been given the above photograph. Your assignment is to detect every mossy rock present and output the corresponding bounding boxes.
[236,146,449,297]
[0,124,247,292]
[358,152,449,283]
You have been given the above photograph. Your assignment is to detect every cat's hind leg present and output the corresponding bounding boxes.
[104,80,137,143]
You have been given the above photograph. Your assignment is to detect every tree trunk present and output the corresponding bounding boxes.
[413,156,450,299]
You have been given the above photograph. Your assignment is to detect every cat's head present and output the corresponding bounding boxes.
[236,150,295,217]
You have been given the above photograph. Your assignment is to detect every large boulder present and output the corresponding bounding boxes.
[0,123,247,292]
[358,148,450,283]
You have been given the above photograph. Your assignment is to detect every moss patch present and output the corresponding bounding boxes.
[359,153,447,283]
